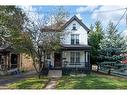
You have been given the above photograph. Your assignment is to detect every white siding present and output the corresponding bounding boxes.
[61,20,88,45]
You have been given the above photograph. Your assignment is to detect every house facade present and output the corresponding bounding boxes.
[0,44,34,75]
[44,15,91,73]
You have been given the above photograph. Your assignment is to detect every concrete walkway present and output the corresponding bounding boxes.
[45,70,62,89]
[45,78,59,89]
[0,71,36,89]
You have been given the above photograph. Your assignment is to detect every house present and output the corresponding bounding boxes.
[0,44,34,75]
[0,15,91,75]
[43,15,91,73]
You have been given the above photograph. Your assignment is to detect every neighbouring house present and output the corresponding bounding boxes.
[42,15,91,73]
[123,53,127,64]
[0,44,34,75]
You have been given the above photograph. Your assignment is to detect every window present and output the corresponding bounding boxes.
[0,56,4,65]
[72,24,77,30]
[71,34,79,45]
[70,52,80,63]
[47,54,51,59]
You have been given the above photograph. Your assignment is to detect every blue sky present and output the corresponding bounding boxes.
[20,6,127,36]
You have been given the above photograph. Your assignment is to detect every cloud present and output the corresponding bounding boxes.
[76,13,82,20]
[76,6,98,20]
[76,6,98,13]
[91,6,127,26]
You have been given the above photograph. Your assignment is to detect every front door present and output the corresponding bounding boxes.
[54,53,61,68]
[11,54,18,69]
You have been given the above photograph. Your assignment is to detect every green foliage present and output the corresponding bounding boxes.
[88,21,103,64]
[97,21,127,73]
[0,6,27,51]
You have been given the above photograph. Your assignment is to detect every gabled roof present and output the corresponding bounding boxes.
[41,15,90,33]
[60,15,90,33]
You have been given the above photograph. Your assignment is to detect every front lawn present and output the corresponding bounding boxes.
[7,76,49,89]
[56,73,127,89]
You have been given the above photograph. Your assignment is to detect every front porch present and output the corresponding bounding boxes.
[0,45,20,75]
[43,44,91,74]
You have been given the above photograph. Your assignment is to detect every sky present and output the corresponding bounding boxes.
[20,5,127,37]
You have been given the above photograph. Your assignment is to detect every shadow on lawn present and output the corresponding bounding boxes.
[8,77,48,89]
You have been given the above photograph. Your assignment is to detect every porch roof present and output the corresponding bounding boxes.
[61,44,91,50]
[0,44,12,53]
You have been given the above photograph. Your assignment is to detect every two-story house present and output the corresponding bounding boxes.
[44,15,91,73]
[0,15,91,75]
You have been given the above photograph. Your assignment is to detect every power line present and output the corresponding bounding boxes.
[114,8,127,29]
[93,8,126,13]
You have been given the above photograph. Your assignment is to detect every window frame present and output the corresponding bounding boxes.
[72,24,77,30]
[70,52,80,64]
[47,53,51,59]
[71,34,79,45]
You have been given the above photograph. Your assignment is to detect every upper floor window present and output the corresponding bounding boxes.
[72,24,77,30]
[71,34,79,45]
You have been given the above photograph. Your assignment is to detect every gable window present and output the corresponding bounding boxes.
[71,34,79,45]
[72,24,77,30]
[70,52,80,63]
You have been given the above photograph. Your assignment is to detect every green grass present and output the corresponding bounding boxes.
[7,76,49,89]
[56,73,127,89]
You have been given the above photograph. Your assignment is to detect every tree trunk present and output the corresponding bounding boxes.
[38,56,43,79]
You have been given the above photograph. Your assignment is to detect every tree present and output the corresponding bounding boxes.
[97,21,127,74]
[88,21,103,65]
[0,6,26,46]
[14,6,69,78]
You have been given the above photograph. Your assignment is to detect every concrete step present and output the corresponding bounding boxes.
[48,70,62,78]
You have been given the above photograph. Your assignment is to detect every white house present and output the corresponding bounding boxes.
[44,15,91,73]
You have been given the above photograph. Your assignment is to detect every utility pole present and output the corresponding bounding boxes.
[126,8,127,25]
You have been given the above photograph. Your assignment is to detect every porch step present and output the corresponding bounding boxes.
[48,70,62,78]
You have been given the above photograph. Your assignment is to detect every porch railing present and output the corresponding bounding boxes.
[0,64,18,70]
[63,62,91,69]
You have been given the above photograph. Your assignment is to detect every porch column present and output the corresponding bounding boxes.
[17,54,20,69]
[4,54,7,70]
[88,51,91,71]
[84,51,86,67]
[60,50,63,68]
[8,53,11,69]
